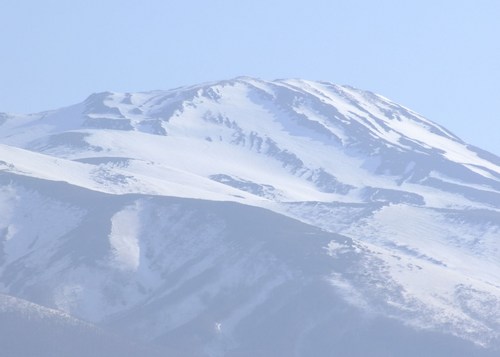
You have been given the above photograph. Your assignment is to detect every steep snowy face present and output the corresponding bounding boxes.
[2,77,498,205]
[0,77,499,355]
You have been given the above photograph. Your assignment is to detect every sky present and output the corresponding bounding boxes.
[1,0,499,155]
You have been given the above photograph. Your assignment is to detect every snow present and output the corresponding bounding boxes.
[0,77,499,355]
[108,203,141,271]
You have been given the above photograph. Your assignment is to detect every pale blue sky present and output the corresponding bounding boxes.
[1,0,499,154]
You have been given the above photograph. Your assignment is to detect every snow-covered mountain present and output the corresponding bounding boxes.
[0,77,499,356]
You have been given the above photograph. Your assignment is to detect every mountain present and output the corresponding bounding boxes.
[0,77,499,356]
[0,292,169,357]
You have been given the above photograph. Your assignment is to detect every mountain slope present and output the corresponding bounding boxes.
[1,169,498,356]
[0,293,169,357]
[0,77,499,355]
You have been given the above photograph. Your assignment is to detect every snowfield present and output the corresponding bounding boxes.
[0,77,499,356]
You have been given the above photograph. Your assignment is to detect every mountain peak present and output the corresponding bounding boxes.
[0,78,499,355]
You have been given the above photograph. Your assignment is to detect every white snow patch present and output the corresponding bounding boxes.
[324,240,349,257]
[108,202,141,271]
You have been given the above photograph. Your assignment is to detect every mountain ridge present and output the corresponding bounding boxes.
[0,77,499,356]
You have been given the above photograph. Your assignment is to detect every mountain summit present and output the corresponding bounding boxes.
[1,77,499,356]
